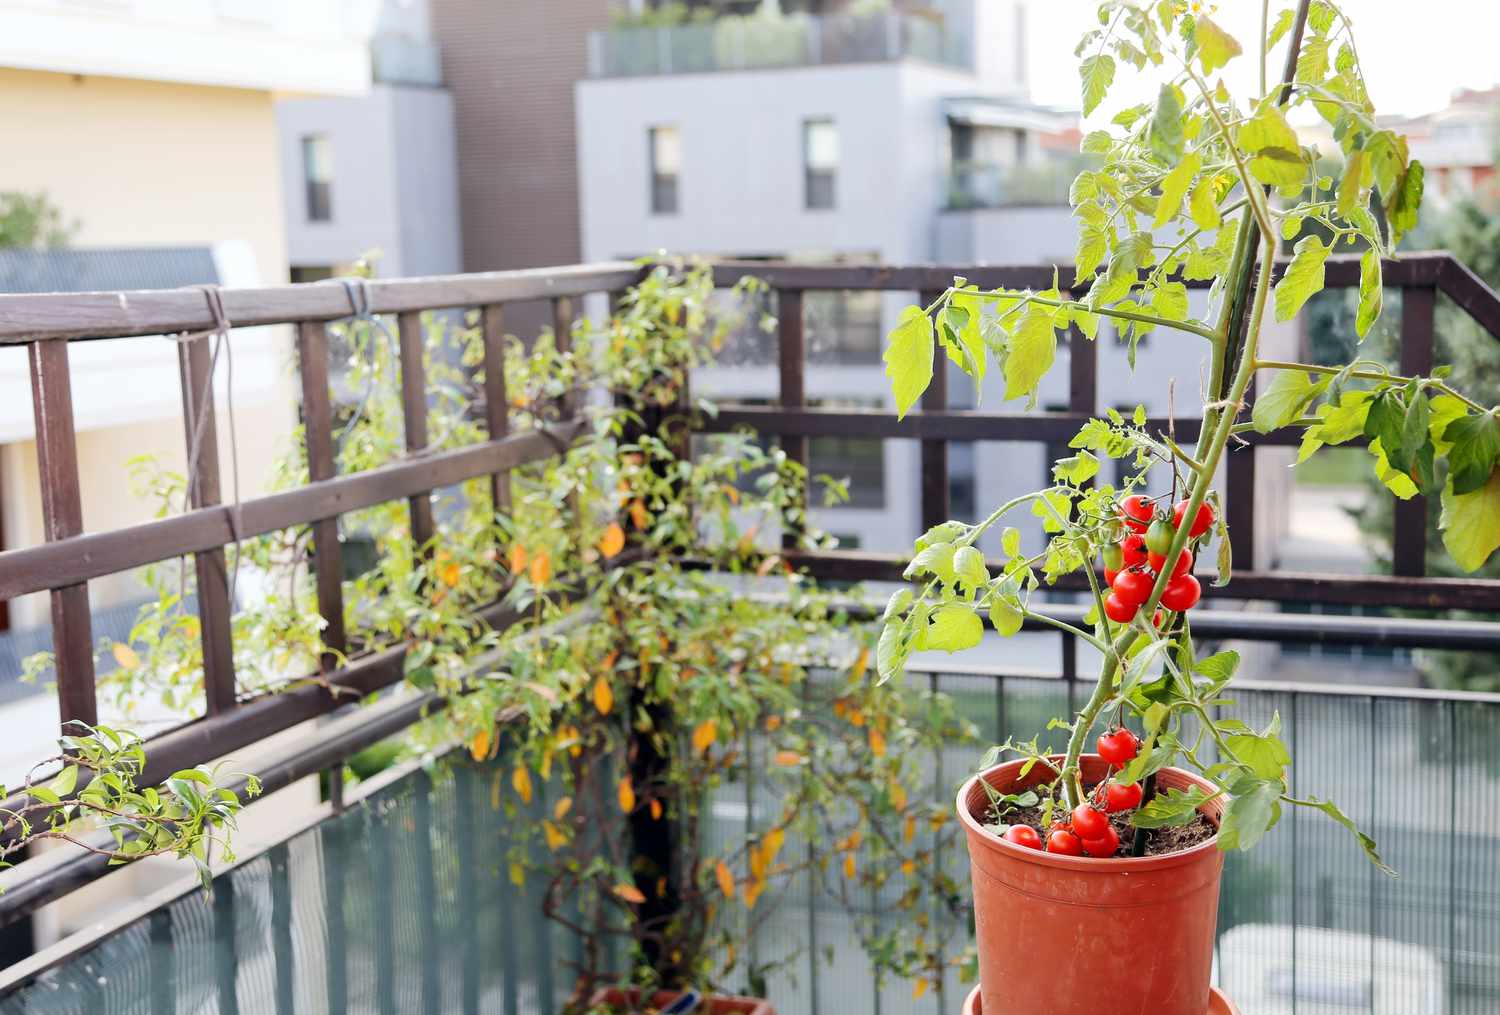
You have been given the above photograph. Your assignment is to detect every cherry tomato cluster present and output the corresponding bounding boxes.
[1101,495,1213,625]
[1001,729,1144,858]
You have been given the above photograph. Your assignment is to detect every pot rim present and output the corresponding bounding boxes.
[956,753,1224,873]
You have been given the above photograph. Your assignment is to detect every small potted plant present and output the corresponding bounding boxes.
[876,3,1488,1012]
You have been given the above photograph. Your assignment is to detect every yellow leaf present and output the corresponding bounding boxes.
[112,642,140,670]
[742,878,764,910]
[903,813,917,844]
[490,772,502,811]
[553,796,573,820]
[890,782,907,811]
[774,750,803,767]
[850,646,870,681]
[509,862,525,886]
[440,560,462,587]
[901,859,916,877]
[593,676,614,716]
[543,820,567,851]
[508,543,528,575]
[716,860,735,899]
[692,719,717,754]
[763,827,786,864]
[598,521,626,559]
[618,776,635,814]
[912,979,929,1001]
[511,765,533,804]
[613,883,646,905]
[723,483,740,505]
[528,550,551,587]
[469,727,492,761]
[650,798,663,820]
[848,709,866,728]
[764,714,782,732]
[629,499,650,530]
[869,728,887,757]
[749,843,768,881]
[842,853,856,880]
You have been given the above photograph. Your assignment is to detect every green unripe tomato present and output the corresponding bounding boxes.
[1145,518,1175,558]
[1101,543,1124,572]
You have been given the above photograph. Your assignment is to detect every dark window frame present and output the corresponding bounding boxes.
[802,118,837,211]
[301,135,333,223]
[648,126,680,216]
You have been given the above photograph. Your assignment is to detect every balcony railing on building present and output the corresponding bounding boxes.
[586,11,954,78]
[947,158,1080,209]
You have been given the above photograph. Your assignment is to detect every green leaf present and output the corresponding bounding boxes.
[1274,236,1330,322]
[1295,35,1330,84]
[1003,308,1056,405]
[1440,467,1500,572]
[988,597,1023,637]
[1080,54,1115,116]
[1389,160,1424,245]
[926,607,983,653]
[1293,796,1396,876]
[1074,226,1108,287]
[1001,526,1021,557]
[1362,391,1406,466]
[1266,8,1295,48]
[1218,777,1282,852]
[1150,281,1190,325]
[952,545,989,592]
[1337,149,1367,220]
[1188,179,1221,231]
[1443,412,1500,496]
[942,291,988,396]
[48,765,78,797]
[1355,249,1382,338]
[1238,104,1299,154]
[884,305,934,420]
[1149,84,1185,165]
[1252,369,1323,434]
[876,621,908,684]
[1194,650,1240,686]
[1225,730,1292,782]
[904,541,957,583]
[1194,16,1241,75]
[1052,450,1100,486]
[1131,786,1216,829]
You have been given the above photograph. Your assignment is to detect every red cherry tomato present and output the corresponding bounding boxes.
[1103,592,1138,624]
[1047,828,1084,855]
[1097,728,1140,768]
[1104,781,1144,812]
[1147,547,1193,578]
[1172,498,1215,538]
[1118,494,1154,533]
[1161,573,1202,612]
[1110,567,1154,606]
[1082,824,1121,858]
[1119,533,1148,568]
[1003,824,1042,849]
[1103,567,1120,586]
[1070,804,1109,840]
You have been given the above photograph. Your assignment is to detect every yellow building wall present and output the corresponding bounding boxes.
[0,68,298,629]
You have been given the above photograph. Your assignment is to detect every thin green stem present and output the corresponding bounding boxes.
[957,290,1218,342]
[1254,359,1490,413]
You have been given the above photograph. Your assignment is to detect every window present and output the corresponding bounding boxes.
[803,118,837,210]
[649,126,680,215]
[301,135,333,222]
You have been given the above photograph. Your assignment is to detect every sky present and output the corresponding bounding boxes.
[1024,1,1500,122]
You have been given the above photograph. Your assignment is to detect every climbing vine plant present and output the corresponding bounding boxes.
[875,0,1491,867]
[19,262,973,1006]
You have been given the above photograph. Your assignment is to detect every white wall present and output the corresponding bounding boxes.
[276,83,462,277]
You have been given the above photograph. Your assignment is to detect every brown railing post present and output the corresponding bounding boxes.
[397,310,435,548]
[28,340,97,732]
[296,321,347,670]
[919,289,950,529]
[480,305,512,517]
[552,296,575,417]
[777,288,806,548]
[1394,285,1436,577]
[177,335,238,714]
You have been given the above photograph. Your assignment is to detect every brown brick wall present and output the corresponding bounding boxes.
[429,0,613,276]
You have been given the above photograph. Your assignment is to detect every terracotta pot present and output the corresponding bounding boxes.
[587,987,775,1015]
[957,755,1227,1015]
[961,983,1241,1014]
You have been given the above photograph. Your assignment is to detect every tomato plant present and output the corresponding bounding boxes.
[873,0,1449,874]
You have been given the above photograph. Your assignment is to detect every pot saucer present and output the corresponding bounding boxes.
[961,984,1240,1014]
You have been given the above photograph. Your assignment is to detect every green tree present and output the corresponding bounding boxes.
[0,191,75,249]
